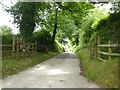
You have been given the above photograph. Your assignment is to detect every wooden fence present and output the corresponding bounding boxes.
[90,37,120,61]
[2,42,37,58]
[1,35,37,58]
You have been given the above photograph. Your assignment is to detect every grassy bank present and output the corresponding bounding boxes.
[2,52,58,79]
[76,48,118,88]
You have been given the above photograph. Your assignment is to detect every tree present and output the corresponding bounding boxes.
[79,8,109,46]
[46,2,94,44]
[6,2,94,49]
[52,4,58,42]
[0,25,12,35]
[6,2,49,41]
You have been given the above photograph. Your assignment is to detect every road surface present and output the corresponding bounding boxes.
[2,52,100,88]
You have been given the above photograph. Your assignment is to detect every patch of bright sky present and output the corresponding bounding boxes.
[0,0,18,34]
[0,1,113,34]
[95,2,113,13]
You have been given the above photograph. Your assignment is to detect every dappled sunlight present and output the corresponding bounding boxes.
[67,51,74,53]
[63,51,74,53]
[46,69,70,75]
[1,0,117,88]
[6,82,12,86]
[36,66,47,71]
[2,53,100,88]
[31,65,47,73]
[31,65,70,76]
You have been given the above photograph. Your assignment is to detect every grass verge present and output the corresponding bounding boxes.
[2,51,58,79]
[76,48,118,88]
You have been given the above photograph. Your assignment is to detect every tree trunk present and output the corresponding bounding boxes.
[52,8,58,42]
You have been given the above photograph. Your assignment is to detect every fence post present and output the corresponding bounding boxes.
[97,37,100,60]
[92,45,94,58]
[95,37,98,59]
[89,46,92,59]
[12,34,15,56]
[35,42,37,52]
[108,40,112,60]
[32,43,34,52]
[16,36,19,52]
[91,44,94,59]
[16,36,19,57]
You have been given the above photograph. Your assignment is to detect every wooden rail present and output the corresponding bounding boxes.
[1,35,38,59]
[90,37,120,61]
[2,42,37,58]
[97,44,120,47]
[0,45,13,47]
[98,51,120,56]
[2,43,37,51]
[97,38,120,61]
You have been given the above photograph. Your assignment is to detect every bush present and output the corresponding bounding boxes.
[2,35,12,44]
[0,25,13,44]
[50,40,65,52]
[33,29,52,52]
[2,34,13,53]
[0,25,13,51]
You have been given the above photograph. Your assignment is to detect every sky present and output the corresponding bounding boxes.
[0,0,112,34]
[0,0,18,34]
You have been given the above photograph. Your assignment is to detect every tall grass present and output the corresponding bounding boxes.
[77,48,118,88]
[2,52,58,79]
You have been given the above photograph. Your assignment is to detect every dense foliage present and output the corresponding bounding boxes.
[75,2,120,53]
[6,2,50,41]
[32,29,52,52]
[97,12,120,43]
[1,2,119,88]
[2,2,120,52]
[0,25,12,44]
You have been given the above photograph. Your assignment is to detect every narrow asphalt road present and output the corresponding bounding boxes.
[2,52,100,88]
